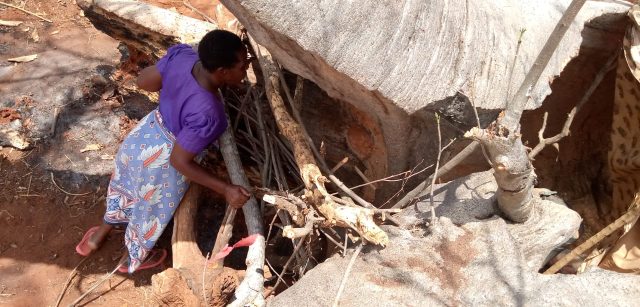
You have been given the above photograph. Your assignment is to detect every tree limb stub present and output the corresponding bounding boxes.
[252,41,389,246]
[465,126,536,222]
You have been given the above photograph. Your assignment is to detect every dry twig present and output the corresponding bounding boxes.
[0,1,52,23]
[54,257,89,307]
[264,235,307,297]
[68,254,127,307]
[528,51,618,159]
[182,0,215,23]
[428,114,443,221]
[332,243,363,307]
[51,173,91,196]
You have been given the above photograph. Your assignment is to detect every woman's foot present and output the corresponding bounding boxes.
[75,224,112,256]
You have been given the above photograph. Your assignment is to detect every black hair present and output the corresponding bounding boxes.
[198,29,245,72]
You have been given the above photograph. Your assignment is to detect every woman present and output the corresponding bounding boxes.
[75,30,252,273]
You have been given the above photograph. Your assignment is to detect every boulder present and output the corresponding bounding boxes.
[269,171,640,306]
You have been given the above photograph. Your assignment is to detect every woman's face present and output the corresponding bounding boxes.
[222,48,251,87]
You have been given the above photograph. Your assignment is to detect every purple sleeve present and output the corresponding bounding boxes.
[176,104,228,154]
[156,44,193,76]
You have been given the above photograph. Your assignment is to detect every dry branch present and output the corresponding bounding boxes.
[251,39,389,246]
[529,52,618,159]
[544,194,640,274]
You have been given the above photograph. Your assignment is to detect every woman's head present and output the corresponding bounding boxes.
[198,29,250,87]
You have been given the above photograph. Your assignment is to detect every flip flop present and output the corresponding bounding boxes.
[75,226,101,256]
[118,248,167,273]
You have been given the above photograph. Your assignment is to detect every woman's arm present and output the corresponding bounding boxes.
[136,65,163,92]
[170,142,250,208]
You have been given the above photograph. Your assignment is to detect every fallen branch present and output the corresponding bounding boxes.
[218,96,266,307]
[0,1,52,23]
[392,142,480,209]
[544,194,640,274]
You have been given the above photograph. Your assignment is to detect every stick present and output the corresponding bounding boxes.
[529,51,618,159]
[210,206,238,268]
[345,162,433,191]
[51,107,60,137]
[331,157,349,173]
[543,195,640,274]
[428,114,443,221]
[392,142,480,209]
[54,257,89,307]
[0,1,52,23]
[51,173,91,196]
[68,255,126,307]
[182,0,215,24]
[332,243,363,307]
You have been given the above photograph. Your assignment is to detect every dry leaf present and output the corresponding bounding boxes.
[7,54,38,63]
[31,29,39,43]
[80,143,103,153]
[100,154,114,160]
[50,30,60,35]
[0,20,23,27]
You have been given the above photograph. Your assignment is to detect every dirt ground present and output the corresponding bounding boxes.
[0,0,237,306]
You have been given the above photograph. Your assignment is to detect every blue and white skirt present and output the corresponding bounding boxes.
[104,109,189,273]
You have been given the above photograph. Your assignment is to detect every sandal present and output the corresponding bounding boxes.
[75,226,101,256]
[118,248,167,273]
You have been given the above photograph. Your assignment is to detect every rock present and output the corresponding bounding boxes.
[397,171,582,270]
[220,0,627,201]
[269,171,640,306]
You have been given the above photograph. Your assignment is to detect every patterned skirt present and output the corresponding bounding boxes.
[104,109,189,273]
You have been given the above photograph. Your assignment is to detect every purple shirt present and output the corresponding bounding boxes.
[156,44,227,154]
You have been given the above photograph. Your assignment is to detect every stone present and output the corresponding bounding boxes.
[269,171,640,306]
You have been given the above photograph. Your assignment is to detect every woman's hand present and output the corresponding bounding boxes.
[224,185,251,208]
